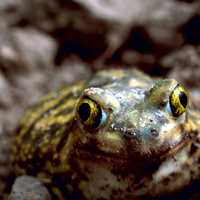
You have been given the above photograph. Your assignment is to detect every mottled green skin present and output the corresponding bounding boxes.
[14,69,200,199]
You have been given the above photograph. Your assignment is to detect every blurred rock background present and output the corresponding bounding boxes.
[0,0,200,199]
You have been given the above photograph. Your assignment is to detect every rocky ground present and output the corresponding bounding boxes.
[0,0,200,199]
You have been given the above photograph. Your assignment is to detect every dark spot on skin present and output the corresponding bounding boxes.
[172,156,177,162]
[150,129,159,137]
[117,177,121,182]
[100,183,110,191]
[159,102,166,108]
[162,177,171,186]
[78,103,91,122]
[179,92,188,108]
[190,143,198,155]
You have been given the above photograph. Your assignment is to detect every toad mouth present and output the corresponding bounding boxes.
[74,141,128,165]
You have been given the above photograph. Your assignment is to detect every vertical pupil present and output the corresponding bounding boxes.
[78,103,91,121]
[179,92,187,108]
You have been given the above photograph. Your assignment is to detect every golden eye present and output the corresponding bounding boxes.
[169,84,188,117]
[77,97,107,129]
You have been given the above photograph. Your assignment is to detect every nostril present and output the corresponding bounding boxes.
[150,129,159,137]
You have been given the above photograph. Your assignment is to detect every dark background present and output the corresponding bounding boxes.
[0,0,200,199]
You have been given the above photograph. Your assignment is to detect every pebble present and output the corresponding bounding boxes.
[9,176,51,200]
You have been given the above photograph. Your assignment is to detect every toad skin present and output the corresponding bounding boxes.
[13,69,200,199]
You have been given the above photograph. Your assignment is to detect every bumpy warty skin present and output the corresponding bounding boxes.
[13,69,200,200]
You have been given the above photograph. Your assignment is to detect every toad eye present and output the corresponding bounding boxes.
[76,97,107,129]
[169,84,188,117]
